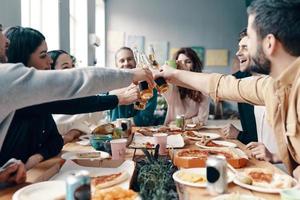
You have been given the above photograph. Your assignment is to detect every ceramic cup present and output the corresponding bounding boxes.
[153,133,168,155]
[110,139,127,160]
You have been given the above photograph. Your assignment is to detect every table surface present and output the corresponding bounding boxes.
[0,123,285,200]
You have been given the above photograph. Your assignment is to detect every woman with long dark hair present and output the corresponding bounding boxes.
[163,48,209,125]
[1,26,138,169]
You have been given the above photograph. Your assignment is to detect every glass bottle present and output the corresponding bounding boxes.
[133,48,153,100]
[148,45,169,94]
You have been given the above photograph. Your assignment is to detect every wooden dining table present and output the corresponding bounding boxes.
[0,124,286,200]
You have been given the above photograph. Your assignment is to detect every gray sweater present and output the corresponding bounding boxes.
[0,63,133,149]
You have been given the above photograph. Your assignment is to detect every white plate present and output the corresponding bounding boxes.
[129,133,185,148]
[173,168,234,187]
[212,193,266,200]
[61,150,110,160]
[52,160,135,190]
[13,181,65,200]
[195,140,237,149]
[186,124,197,128]
[76,139,90,146]
[233,174,298,194]
[79,134,91,140]
[185,131,221,141]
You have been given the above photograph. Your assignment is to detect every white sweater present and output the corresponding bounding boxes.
[0,63,133,150]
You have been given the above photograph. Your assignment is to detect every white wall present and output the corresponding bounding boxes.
[106,0,247,74]
[0,0,21,27]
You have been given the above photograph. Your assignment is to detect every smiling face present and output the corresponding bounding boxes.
[115,49,136,69]
[236,36,251,72]
[247,14,271,75]
[176,53,193,71]
[27,41,53,70]
[0,24,9,63]
[54,53,73,70]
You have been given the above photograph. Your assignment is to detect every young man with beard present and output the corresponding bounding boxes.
[222,28,258,145]
[158,0,300,180]
[110,47,158,126]
[0,24,154,184]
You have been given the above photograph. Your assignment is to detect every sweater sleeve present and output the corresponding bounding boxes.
[16,95,119,115]
[0,63,133,119]
[133,89,158,126]
[36,117,64,160]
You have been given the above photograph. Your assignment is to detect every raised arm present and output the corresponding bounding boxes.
[158,65,269,105]
[0,63,154,119]
[16,95,119,115]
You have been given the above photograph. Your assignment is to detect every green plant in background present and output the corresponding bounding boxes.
[133,145,179,200]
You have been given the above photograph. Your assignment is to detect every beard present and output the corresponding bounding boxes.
[249,44,271,75]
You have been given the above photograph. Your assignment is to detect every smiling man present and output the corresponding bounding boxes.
[158,0,300,180]
[222,28,258,145]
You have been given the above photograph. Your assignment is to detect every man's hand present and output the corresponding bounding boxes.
[221,123,240,139]
[0,159,26,184]
[131,68,155,89]
[246,142,274,162]
[154,64,176,83]
[115,84,139,105]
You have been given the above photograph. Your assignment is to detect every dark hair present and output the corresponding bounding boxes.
[247,0,300,56]
[5,26,45,66]
[48,50,69,70]
[238,28,247,42]
[173,48,204,103]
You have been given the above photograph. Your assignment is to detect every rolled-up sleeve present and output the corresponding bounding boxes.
[208,73,270,106]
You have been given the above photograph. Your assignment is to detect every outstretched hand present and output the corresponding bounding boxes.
[0,159,26,184]
[131,68,155,89]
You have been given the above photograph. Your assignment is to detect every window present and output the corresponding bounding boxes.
[21,0,59,51]
[95,0,105,67]
[69,0,88,67]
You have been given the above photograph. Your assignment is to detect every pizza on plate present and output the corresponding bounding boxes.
[174,148,247,168]
[177,149,235,159]
[136,126,182,136]
[91,171,129,190]
[243,168,294,189]
[76,152,101,159]
[197,136,224,147]
[184,131,205,139]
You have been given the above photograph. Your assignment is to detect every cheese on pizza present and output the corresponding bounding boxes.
[91,172,129,189]
[178,149,234,159]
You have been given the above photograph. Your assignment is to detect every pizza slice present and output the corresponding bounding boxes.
[91,171,129,190]
[243,168,294,189]
[76,152,101,159]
